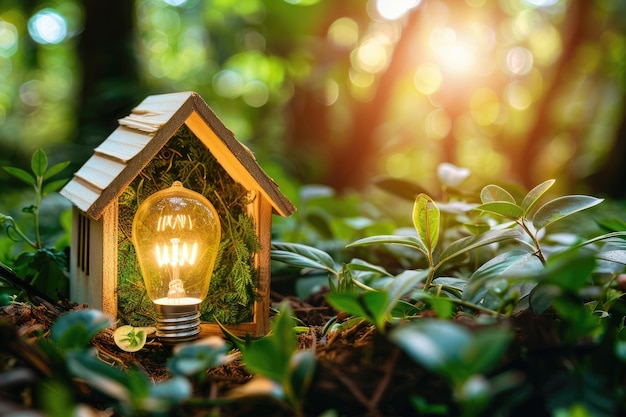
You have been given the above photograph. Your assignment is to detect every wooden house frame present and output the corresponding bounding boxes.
[60,91,295,337]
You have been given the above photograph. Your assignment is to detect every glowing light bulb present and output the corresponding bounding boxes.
[132,181,221,343]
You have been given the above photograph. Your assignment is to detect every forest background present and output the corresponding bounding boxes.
[1,0,626,240]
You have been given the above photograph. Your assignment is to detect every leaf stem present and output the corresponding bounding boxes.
[518,219,545,265]
[33,174,43,248]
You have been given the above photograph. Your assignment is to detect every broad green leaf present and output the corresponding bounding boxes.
[271,242,336,273]
[389,320,512,384]
[66,349,134,402]
[480,184,516,204]
[3,167,35,186]
[529,284,560,314]
[228,376,284,400]
[431,276,467,292]
[532,195,604,231]
[544,371,616,417]
[521,179,555,215]
[464,250,542,304]
[347,234,428,257]
[290,350,316,404]
[43,160,70,180]
[242,303,296,383]
[42,178,69,196]
[438,229,520,266]
[384,270,429,307]
[542,251,596,292]
[475,201,524,220]
[326,291,389,332]
[596,250,626,265]
[168,337,231,377]
[412,194,439,257]
[148,377,194,410]
[347,258,393,277]
[50,309,113,350]
[31,148,48,177]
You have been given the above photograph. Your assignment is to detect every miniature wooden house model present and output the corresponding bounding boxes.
[60,91,295,337]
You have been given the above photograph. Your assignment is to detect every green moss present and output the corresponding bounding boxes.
[117,125,260,326]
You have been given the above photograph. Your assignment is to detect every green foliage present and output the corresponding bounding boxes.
[271,164,626,415]
[220,302,316,417]
[390,320,513,416]
[0,148,70,302]
[167,337,231,380]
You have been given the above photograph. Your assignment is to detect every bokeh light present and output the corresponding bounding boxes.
[0,19,18,57]
[375,0,422,20]
[28,8,67,44]
[328,17,359,48]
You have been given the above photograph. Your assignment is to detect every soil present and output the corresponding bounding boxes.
[0,285,564,417]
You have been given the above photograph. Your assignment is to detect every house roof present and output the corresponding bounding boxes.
[60,91,296,220]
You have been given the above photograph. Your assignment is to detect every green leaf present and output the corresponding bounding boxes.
[464,250,542,305]
[384,270,429,305]
[542,251,596,292]
[413,194,439,258]
[389,320,512,384]
[31,148,48,177]
[596,249,626,265]
[290,350,316,405]
[43,160,70,180]
[347,258,393,277]
[521,179,555,215]
[271,242,336,273]
[348,234,428,257]
[532,195,604,231]
[326,291,389,332]
[438,229,520,266]
[168,337,230,377]
[66,349,134,402]
[544,371,616,417]
[480,184,516,204]
[42,178,69,196]
[50,309,113,350]
[475,201,524,220]
[3,167,35,186]
[148,377,194,411]
[241,303,297,384]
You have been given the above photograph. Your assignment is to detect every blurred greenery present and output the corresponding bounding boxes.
[2,0,626,214]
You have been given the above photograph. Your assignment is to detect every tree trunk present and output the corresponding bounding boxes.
[75,0,142,149]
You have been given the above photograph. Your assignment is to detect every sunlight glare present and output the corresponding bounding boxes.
[375,0,422,20]
[523,0,558,7]
[429,27,476,76]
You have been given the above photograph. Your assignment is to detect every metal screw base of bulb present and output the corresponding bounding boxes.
[154,303,201,344]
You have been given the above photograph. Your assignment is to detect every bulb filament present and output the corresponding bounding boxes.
[155,238,198,267]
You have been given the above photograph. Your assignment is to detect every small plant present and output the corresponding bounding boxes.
[220,302,316,417]
[0,148,70,301]
[271,167,626,416]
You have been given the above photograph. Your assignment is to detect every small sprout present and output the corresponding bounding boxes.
[113,325,155,352]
